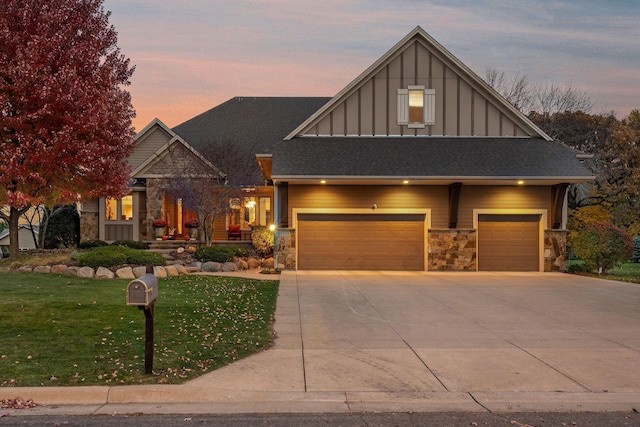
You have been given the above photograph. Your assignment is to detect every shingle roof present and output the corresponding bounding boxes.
[172,97,331,154]
[271,137,593,181]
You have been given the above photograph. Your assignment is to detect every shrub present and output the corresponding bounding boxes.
[631,237,640,263]
[567,262,588,273]
[194,246,236,263]
[251,226,274,256]
[78,239,109,249]
[572,222,634,273]
[111,240,149,250]
[79,246,165,269]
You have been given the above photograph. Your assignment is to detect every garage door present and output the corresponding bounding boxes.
[297,213,425,270]
[477,214,540,271]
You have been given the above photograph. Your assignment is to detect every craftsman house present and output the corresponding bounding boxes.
[80,26,592,271]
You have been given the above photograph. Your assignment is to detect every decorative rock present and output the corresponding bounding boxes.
[164,265,179,277]
[77,267,95,278]
[262,257,274,269]
[170,259,185,265]
[221,261,238,272]
[51,264,67,274]
[95,267,115,279]
[153,266,167,278]
[202,262,221,272]
[18,266,33,272]
[133,266,147,278]
[236,260,248,270]
[63,266,80,276]
[0,267,10,273]
[115,266,135,279]
[190,261,202,269]
[247,258,261,269]
[33,265,52,273]
[175,264,189,275]
[185,266,201,273]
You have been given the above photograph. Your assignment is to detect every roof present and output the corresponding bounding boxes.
[271,137,594,184]
[173,97,331,154]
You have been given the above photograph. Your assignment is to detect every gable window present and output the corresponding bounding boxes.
[105,195,133,221]
[397,86,435,128]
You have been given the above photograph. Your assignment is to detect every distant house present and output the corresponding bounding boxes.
[0,225,39,251]
[80,26,593,272]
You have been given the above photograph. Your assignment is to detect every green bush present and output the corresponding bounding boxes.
[567,262,588,273]
[79,246,165,269]
[251,226,274,256]
[78,239,109,249]
[194,246,237,263]
[111,240,149,250]
[631,237,640,263]
[572,222,634,273]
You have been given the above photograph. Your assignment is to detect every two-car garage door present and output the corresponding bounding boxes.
[297,213,425,271]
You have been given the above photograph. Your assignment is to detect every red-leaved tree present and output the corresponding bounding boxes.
[0,0,136,259]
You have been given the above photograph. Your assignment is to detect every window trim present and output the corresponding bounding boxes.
[397,86,435,128]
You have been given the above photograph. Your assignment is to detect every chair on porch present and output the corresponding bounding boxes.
[228,224,241,240]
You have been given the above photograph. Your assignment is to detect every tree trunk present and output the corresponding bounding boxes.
[8,207,21,260]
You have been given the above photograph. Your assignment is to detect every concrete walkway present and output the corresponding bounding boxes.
[2,271,640,415]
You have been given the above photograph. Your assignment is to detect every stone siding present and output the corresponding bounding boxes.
[428,229,477,271]
[145,178,163,239]
[274,228,296,271]
[544,229,567,272]
[79,208,99,241]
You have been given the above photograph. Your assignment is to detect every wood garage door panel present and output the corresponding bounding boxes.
[478,214,539,272]
[298,214,425,270]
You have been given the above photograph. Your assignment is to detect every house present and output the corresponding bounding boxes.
[256,26,592,272]
[80,26,592,272]
[0,225,39,252]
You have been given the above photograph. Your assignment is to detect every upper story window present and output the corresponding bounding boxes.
[397,86,435,128]
[105,195,133,221]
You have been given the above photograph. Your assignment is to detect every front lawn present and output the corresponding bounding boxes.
[567,260,640,284]
[0,272,278,387]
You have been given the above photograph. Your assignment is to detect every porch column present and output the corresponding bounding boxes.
[551,183,569,229]
[276,182,289,228]
[448,182,462,229]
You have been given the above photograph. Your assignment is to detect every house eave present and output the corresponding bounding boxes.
[272,175,595,186]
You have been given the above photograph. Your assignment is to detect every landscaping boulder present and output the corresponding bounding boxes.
[221,262,238,272]
[63,266,79,276]
[175,264,189,275]
[115,266,135,279]
[202,261,221,272]
[185,266,202,274]
[95,267,115,279]
[165,265,179,277]
[51,264,67,274]
[236,259,248,270]
[133,266,147,278]
[190,261,202,270]
[33,266,52,273]
[263,257,274,269]
[153,266,167,278]
[77,267,95,278]
[247,258,261,269]
[18,266,33,272]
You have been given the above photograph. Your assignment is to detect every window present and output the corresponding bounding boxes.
[105,195,133,221]
[397,86,435,128]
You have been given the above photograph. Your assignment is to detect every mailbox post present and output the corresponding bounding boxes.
[126,273,158,374]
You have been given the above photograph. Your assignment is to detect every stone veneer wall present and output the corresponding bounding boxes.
[79,210,99,241]
[145,178,163,239]
[428,229,477,271]
[274,229,296,271]
[544,229,567,272]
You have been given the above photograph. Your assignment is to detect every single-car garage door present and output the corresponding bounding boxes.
[477,214,540,271]
[297,213,425,270]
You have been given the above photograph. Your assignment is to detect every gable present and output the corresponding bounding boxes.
[128,119,175,170]
[133,137,223,179]
[288,27,550,140]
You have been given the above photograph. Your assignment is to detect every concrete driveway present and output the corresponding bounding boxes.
[9,270,640,414]
[184,271,640,412]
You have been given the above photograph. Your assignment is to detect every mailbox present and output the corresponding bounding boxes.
[126,274,158,307]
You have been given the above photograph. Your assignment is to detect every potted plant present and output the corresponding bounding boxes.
[184,218,199,240]
[152,218,167,239]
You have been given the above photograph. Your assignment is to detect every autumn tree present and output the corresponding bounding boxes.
[0,0,136,259]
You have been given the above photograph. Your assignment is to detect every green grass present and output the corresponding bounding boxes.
[0,272,278,387]
[567,260,640,284]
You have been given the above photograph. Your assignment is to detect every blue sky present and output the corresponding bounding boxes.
[103,0,640,131]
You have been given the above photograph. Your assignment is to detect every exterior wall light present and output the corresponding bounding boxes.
[269,224,276,232]
[517,180,524,185]
[320,180,326,184]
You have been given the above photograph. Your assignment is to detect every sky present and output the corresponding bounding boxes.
[103,0,640,132]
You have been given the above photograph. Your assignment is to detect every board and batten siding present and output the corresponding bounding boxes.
[457,186,552,229]
[304,40,530,138]
[287,185,449,227]
[127,126,173,170]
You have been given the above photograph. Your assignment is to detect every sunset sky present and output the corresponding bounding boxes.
[103,0,640,132]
